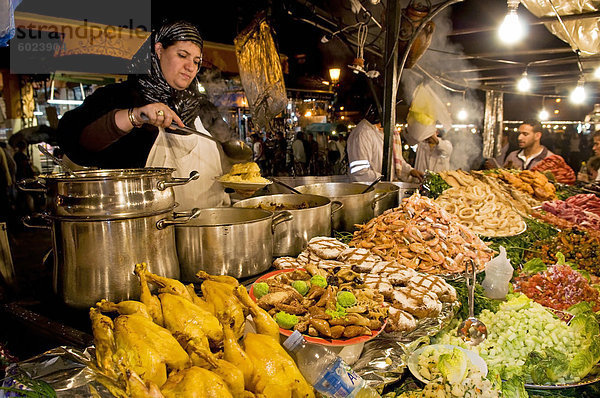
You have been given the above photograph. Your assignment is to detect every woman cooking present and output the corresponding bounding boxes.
[57,21,234,209]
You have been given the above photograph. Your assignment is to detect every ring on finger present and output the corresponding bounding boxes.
[156,109,165,117]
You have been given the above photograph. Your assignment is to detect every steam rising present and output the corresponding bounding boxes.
[400,5,485,170]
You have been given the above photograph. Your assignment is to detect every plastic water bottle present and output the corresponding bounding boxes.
[283,331,380,398]
[481,246,514,299]
[578,161,589,182]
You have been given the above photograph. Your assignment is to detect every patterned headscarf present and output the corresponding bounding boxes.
[136,21,204,126]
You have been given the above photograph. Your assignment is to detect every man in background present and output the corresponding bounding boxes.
[414,128,453,173]
[292,131,306,176]
[504,120,554,170]
[347,110,423,182]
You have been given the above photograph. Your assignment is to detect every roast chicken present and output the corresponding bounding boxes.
[89,265,315,398]
[243,333,314,398]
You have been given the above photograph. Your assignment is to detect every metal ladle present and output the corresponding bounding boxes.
[140,114,253,161]
[360,175,383,194]
[167,123,253,161]
[37,145,76,176]
[271,177,302,194]
[457,259,488,345]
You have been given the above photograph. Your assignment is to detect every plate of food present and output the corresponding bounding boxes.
[218,162,272,191]
[250,269,387,346]
[407,344,487,384]
[478,221,527,239]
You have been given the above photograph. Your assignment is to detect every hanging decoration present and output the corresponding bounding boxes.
[398,0,435,69]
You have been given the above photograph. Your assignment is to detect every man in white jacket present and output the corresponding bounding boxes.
[414,129,453,173]
[347,113,423,182]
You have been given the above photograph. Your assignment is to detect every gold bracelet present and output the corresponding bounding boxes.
[128,108,142,128]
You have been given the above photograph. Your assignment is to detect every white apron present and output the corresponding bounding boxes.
[145,116,230,210]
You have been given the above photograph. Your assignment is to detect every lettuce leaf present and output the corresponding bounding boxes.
[522,258,547,274]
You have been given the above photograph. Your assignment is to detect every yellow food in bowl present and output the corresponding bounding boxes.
[219,162,270,183]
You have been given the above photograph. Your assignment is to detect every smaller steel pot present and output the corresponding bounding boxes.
[17,168,199,218]
[294,183,385,232]
[391,182,420,205]
[374,182,400,216]
[234,194,343,257]
[174,208,293,281]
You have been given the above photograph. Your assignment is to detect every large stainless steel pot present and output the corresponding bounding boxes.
[374,182,400,216]
[175,208,293,281]
[18,167,201,309]
[233,194,343,257]
[23,209,200,309]
[18,168,199,218]
[294,183,385,232]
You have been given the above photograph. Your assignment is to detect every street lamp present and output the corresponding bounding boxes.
[329,68,341,84]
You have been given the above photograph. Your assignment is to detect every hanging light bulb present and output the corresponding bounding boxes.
[499,1,525,44]
[517,71,531,92]
[570,79,586,105]
[538,109,549,120]
[457,109,468,121]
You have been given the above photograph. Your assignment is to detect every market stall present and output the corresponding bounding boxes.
[3,162,600,398]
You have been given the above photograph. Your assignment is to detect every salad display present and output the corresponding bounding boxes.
[434,294,600,386]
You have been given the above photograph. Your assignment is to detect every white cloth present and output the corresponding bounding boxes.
[145,116,230,210]
[347,119,413,182]
[414,138,453,173]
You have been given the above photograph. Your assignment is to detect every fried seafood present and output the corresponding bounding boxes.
[435,175,526,237]
[491,169,556,201]
[350,193,494,274]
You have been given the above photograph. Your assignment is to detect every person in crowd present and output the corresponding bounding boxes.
[263,131,276,176]
[414,129,453,173]
[504,120,554,170]
[589,156,600,181]
[327,135,340,174]
[57,21,236,209]
[303,133,314,175]
[567,129,582,171]
[347,111,423,182]
[273,131,287,176]
[13,140,36,216]
[578,155,600,182]
[305,133,318,175]
[587,131,600,181]
[292,131,306,176]
[316,131,328,175]
[251,133,266,172]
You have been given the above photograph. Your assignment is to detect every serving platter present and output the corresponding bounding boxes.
[217,178,272,191]
[250,269,386,347]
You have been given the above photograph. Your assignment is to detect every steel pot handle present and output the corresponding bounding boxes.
[157,171,200,191]
[22,213,52,229]
[17,178,47,193]
[271,210,293,233]
[371,192,387,209]
[156,208,202,230]
[331,200,344,215]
